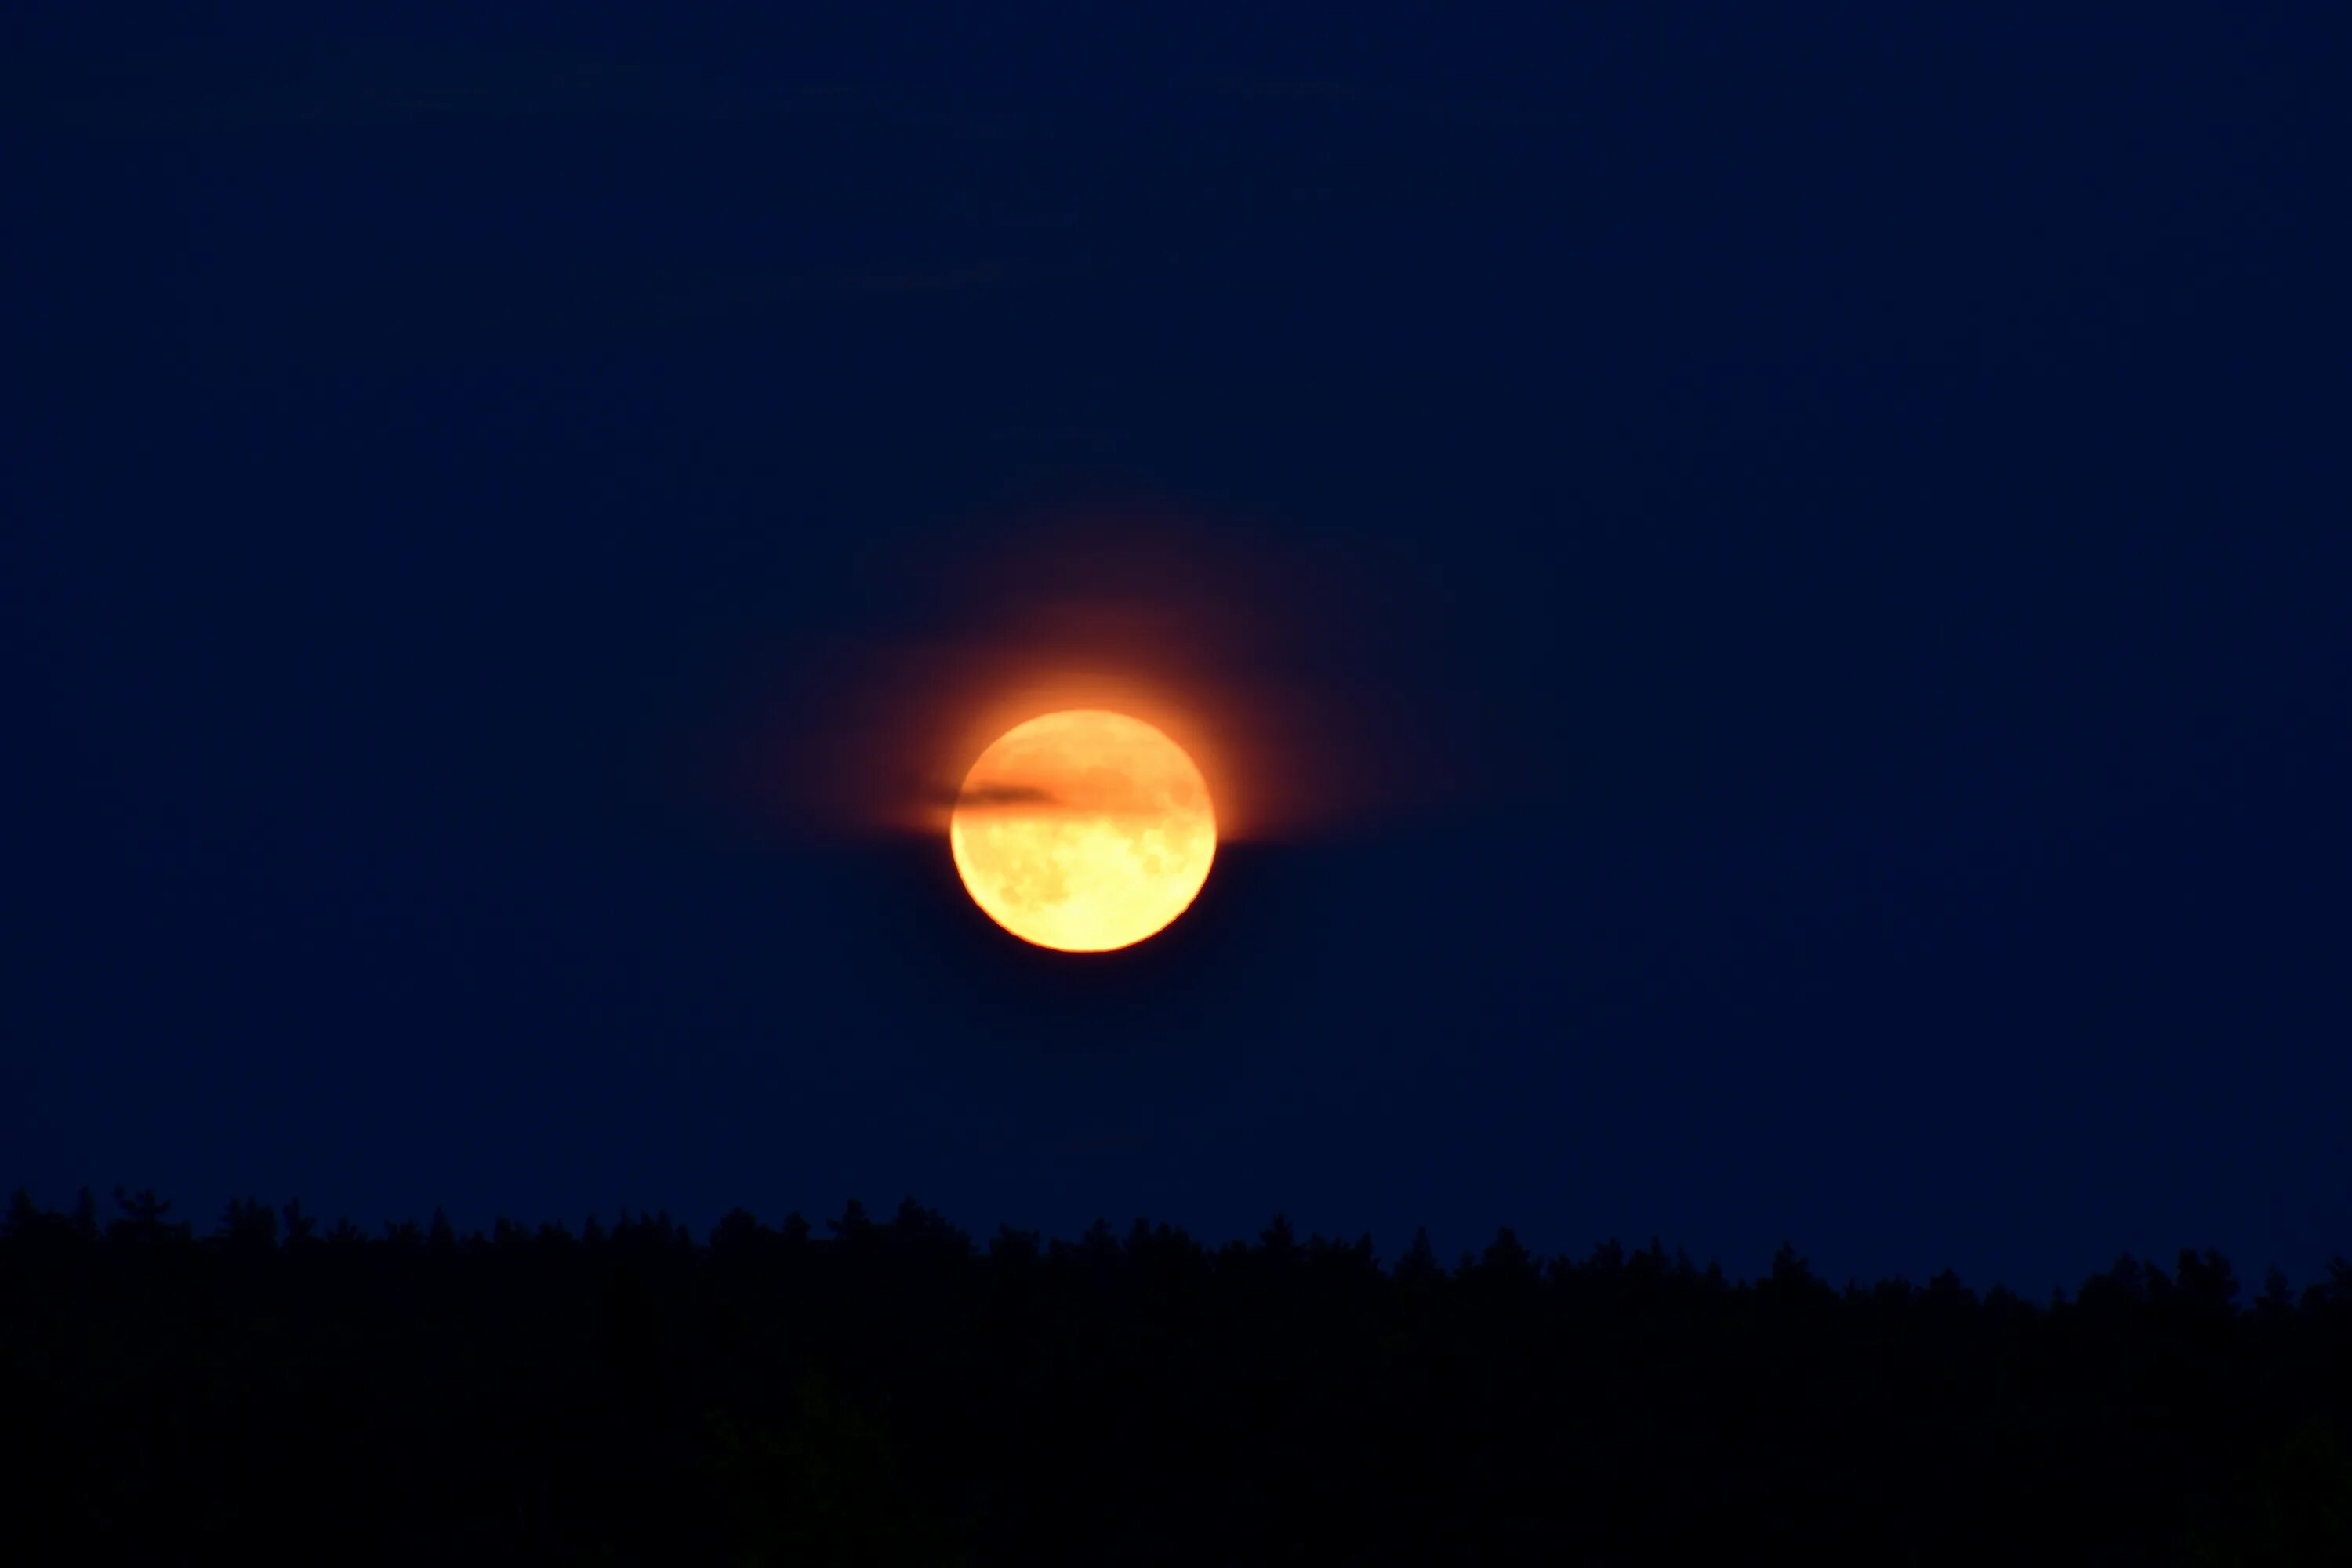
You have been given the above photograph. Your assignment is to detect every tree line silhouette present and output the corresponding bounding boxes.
[4,1185,2350,1564]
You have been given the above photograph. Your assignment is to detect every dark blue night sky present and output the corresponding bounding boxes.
[9,5,2347,1298]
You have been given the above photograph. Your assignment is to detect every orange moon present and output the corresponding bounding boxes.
[948,710,1217,952]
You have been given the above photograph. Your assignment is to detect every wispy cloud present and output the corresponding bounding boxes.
[932,784,1062,809]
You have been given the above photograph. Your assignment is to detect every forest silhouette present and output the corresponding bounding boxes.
[4,1186,2350,1564]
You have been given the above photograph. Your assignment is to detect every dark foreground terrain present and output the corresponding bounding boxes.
[3,1189,2348,1565]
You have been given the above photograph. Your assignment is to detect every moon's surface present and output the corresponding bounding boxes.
[949,710,1216,952]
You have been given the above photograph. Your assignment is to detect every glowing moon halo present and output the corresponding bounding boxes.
[948,710,1216,952]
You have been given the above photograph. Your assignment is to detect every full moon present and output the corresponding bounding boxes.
[948,710,1217,952]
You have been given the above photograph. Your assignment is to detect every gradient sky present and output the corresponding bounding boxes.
[9,5,2347,1296]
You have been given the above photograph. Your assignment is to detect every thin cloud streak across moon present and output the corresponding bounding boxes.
[938,783,1063,809]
